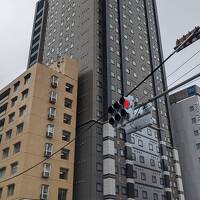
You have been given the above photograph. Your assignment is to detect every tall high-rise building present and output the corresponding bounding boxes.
[28,0,184,200]
[170,85,200,200]
[0,56,78,200]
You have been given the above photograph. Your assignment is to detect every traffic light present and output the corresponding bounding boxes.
[108,95,134,128]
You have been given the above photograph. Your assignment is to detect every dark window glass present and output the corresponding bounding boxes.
[14,81,20,92]
[0,167,6,179]
[58,188,67,200]
[64,98,72,108]
[10,162,18,175]
[7,184,15,196]
[16,123,24,134]
[62,130,70,141]
[6,129,12,140]
[2,148,9,159]
[19,105,26,116]
[11,96,18,107]
[96,183,103,192]
[8,112,15,123]
[63,114,72,124]
[21,89,29,100]
[65,83,73,93]
[59,168,68,180]
[61,149,70,160]
[121,186,127,195]
[139,155,145,163]
[13,142,21,154]
[141,172,146,181]
[142,191,148,199]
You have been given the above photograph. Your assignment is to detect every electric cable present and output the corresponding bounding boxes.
[168,63,200,87]
[167,48,200,78]
[1,27,199,184]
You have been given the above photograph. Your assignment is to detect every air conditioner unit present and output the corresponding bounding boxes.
[40,193,48,200]
[46,131,53,138]
[44,151,51,158]
[42,171,50,178]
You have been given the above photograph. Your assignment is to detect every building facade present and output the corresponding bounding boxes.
[0,56,78,199]
[28,0,184,199]
[170,85,200,200]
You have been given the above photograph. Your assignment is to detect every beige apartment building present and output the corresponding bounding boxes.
[0,56,78,200]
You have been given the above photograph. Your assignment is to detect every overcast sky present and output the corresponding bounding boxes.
[0,0,200,91]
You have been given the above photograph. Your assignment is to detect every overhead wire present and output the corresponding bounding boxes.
[1,27,198,184]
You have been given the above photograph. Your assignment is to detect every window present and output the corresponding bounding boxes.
[59,168,68,180]
[120,149,125,157]
[189,106,194,111]
[50,90,57,104]
[142,191,148,199]
[0,188,2,198]
[149,143,153,151]
[96,144,103,152]
[10,162,18,175]
[58,188,67,200]
[62,130,70,141]
[138,140,143,147]
[122,186,127,195]
[152,175,157,183]
[64,98,72,108]
[141,172,146,180]
[6,129,12,140]
[11,96,17,107]
[14,81,20,92]
[194,130,199,136]
[63,114,72,124]
[96,163,103,172]
[132,153,136,161]
[61,149,69,160]
[150,159,155,167]
[19,105,26,116]
[21,89,29,100]
[134,189,138,197]
[133,170,137,178]
[121,167,126,175]
[139,155,145,163]
[116,185,119,194]
[96,183,103,192]
[16,123,24,134]
[2,148,9,159]
[0,167,6,179]
[147,128,152,136]
[192,117,196,124]
[44,143,53,157]
[43,163,51,178]
[51,75,58,88]
[24,73,31,85]
[196,143,200,149]
[7,184,15,196]
[96,95,102,103]
[153,193,158,200]
[48,107,56,120]
[13,142,21,154]
[8,112,15,123]
[65,83,73,93]
[41,185,49,200]
[47,124,54,138]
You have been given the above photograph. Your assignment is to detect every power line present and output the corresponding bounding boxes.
[126,28,199,96]
[136,71,200,109]
[167,48,200,78]
[0,116,104,184]
[1,28,198,185]
[168,63,200,87]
